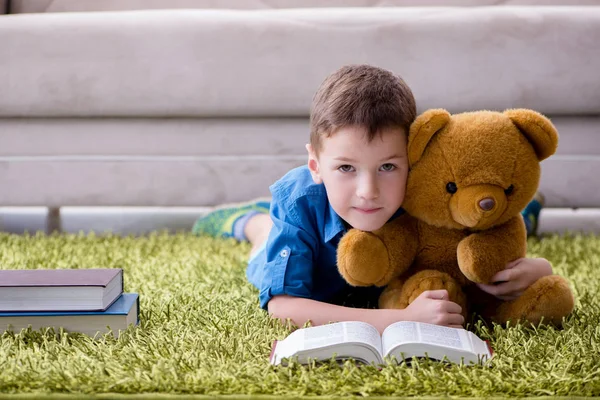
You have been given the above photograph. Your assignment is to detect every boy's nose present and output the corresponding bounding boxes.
[357,177,379,199]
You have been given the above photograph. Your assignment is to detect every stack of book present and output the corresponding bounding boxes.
[0,268,139,338]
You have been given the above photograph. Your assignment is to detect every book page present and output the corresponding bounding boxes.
[274,321,382,361]
[382,321,472,356]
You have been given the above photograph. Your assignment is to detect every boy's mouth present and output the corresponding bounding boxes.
[353,207,382,214]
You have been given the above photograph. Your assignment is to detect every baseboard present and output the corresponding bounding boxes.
[2,207,600,235]
[538,208,600,234]
[60,206,212,235]
[0,206,211,235]
[0,207,48,234]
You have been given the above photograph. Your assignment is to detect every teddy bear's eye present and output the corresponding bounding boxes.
[446,182,458,194]
[504,184,515,195]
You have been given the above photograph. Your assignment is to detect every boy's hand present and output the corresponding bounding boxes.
[476,257,553,301]
[402,290,464,328]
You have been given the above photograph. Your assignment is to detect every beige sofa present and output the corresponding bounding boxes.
[1,1,599,234]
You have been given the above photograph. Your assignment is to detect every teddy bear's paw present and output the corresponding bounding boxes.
[337,229,390,286]
[457,237,500,284]
[495,275,574,326]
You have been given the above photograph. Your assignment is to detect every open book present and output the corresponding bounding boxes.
[270,321,493,366]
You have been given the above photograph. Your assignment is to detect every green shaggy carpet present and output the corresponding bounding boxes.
[0,232,598,398]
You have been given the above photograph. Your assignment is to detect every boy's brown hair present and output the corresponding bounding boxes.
[310,64,416,154]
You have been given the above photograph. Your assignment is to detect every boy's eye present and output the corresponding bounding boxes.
[380,163,396,172]
[338,165,355,173]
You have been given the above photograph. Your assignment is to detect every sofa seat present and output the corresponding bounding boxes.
[1,4,599,233]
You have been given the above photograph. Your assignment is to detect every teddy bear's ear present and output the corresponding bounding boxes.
[408,109,451,166]
[504,109,559,161]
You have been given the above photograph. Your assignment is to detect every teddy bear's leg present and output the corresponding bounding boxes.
[491,275,574,327]
[378,278,410,309]
[379,270,468,318]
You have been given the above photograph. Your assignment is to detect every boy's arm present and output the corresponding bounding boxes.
[268,292,464,334]
[253,191,321,309]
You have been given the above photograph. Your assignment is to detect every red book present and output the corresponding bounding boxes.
[0,269,123,312]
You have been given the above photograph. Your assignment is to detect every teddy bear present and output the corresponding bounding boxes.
[336,108,574,326]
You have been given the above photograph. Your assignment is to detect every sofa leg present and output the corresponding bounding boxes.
[47,207,62,234]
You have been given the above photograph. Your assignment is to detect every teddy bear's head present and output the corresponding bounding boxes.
[402,109,558,231]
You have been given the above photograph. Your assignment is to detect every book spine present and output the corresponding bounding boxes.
[135,294,140,325]
[485,340,494,356]
[269,340,278,364]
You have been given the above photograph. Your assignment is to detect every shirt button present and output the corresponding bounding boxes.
[280,249,289,258]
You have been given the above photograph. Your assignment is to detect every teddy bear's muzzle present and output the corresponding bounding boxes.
[450,184,508,229]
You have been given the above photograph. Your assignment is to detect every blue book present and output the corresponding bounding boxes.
[0,293,139,338]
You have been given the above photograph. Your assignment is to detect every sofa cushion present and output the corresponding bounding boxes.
[1,7,599,117]
[1,116,598,208]
[9,0,600,13]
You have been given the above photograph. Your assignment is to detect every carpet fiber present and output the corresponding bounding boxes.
[0,232,598,397]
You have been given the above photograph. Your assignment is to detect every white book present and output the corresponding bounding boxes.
[270,321,493,366]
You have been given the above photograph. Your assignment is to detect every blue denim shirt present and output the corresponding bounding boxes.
[246,165,403,310]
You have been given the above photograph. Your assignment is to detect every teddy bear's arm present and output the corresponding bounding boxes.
[457,216,527,284]
[337,214,419,287]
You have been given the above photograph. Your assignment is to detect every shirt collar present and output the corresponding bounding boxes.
[324,203,347,243]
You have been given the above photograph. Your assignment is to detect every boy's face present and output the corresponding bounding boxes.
[307,126,408,232]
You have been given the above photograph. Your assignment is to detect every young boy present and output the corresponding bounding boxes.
[193,64,552,334]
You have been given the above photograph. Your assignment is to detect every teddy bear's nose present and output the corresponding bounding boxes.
[479,198,496,211]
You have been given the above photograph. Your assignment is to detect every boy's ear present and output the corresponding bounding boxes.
[306,144,323,184]
[408,109,451,167]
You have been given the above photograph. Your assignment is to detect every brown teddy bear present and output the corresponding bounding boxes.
[337,109,574,326]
